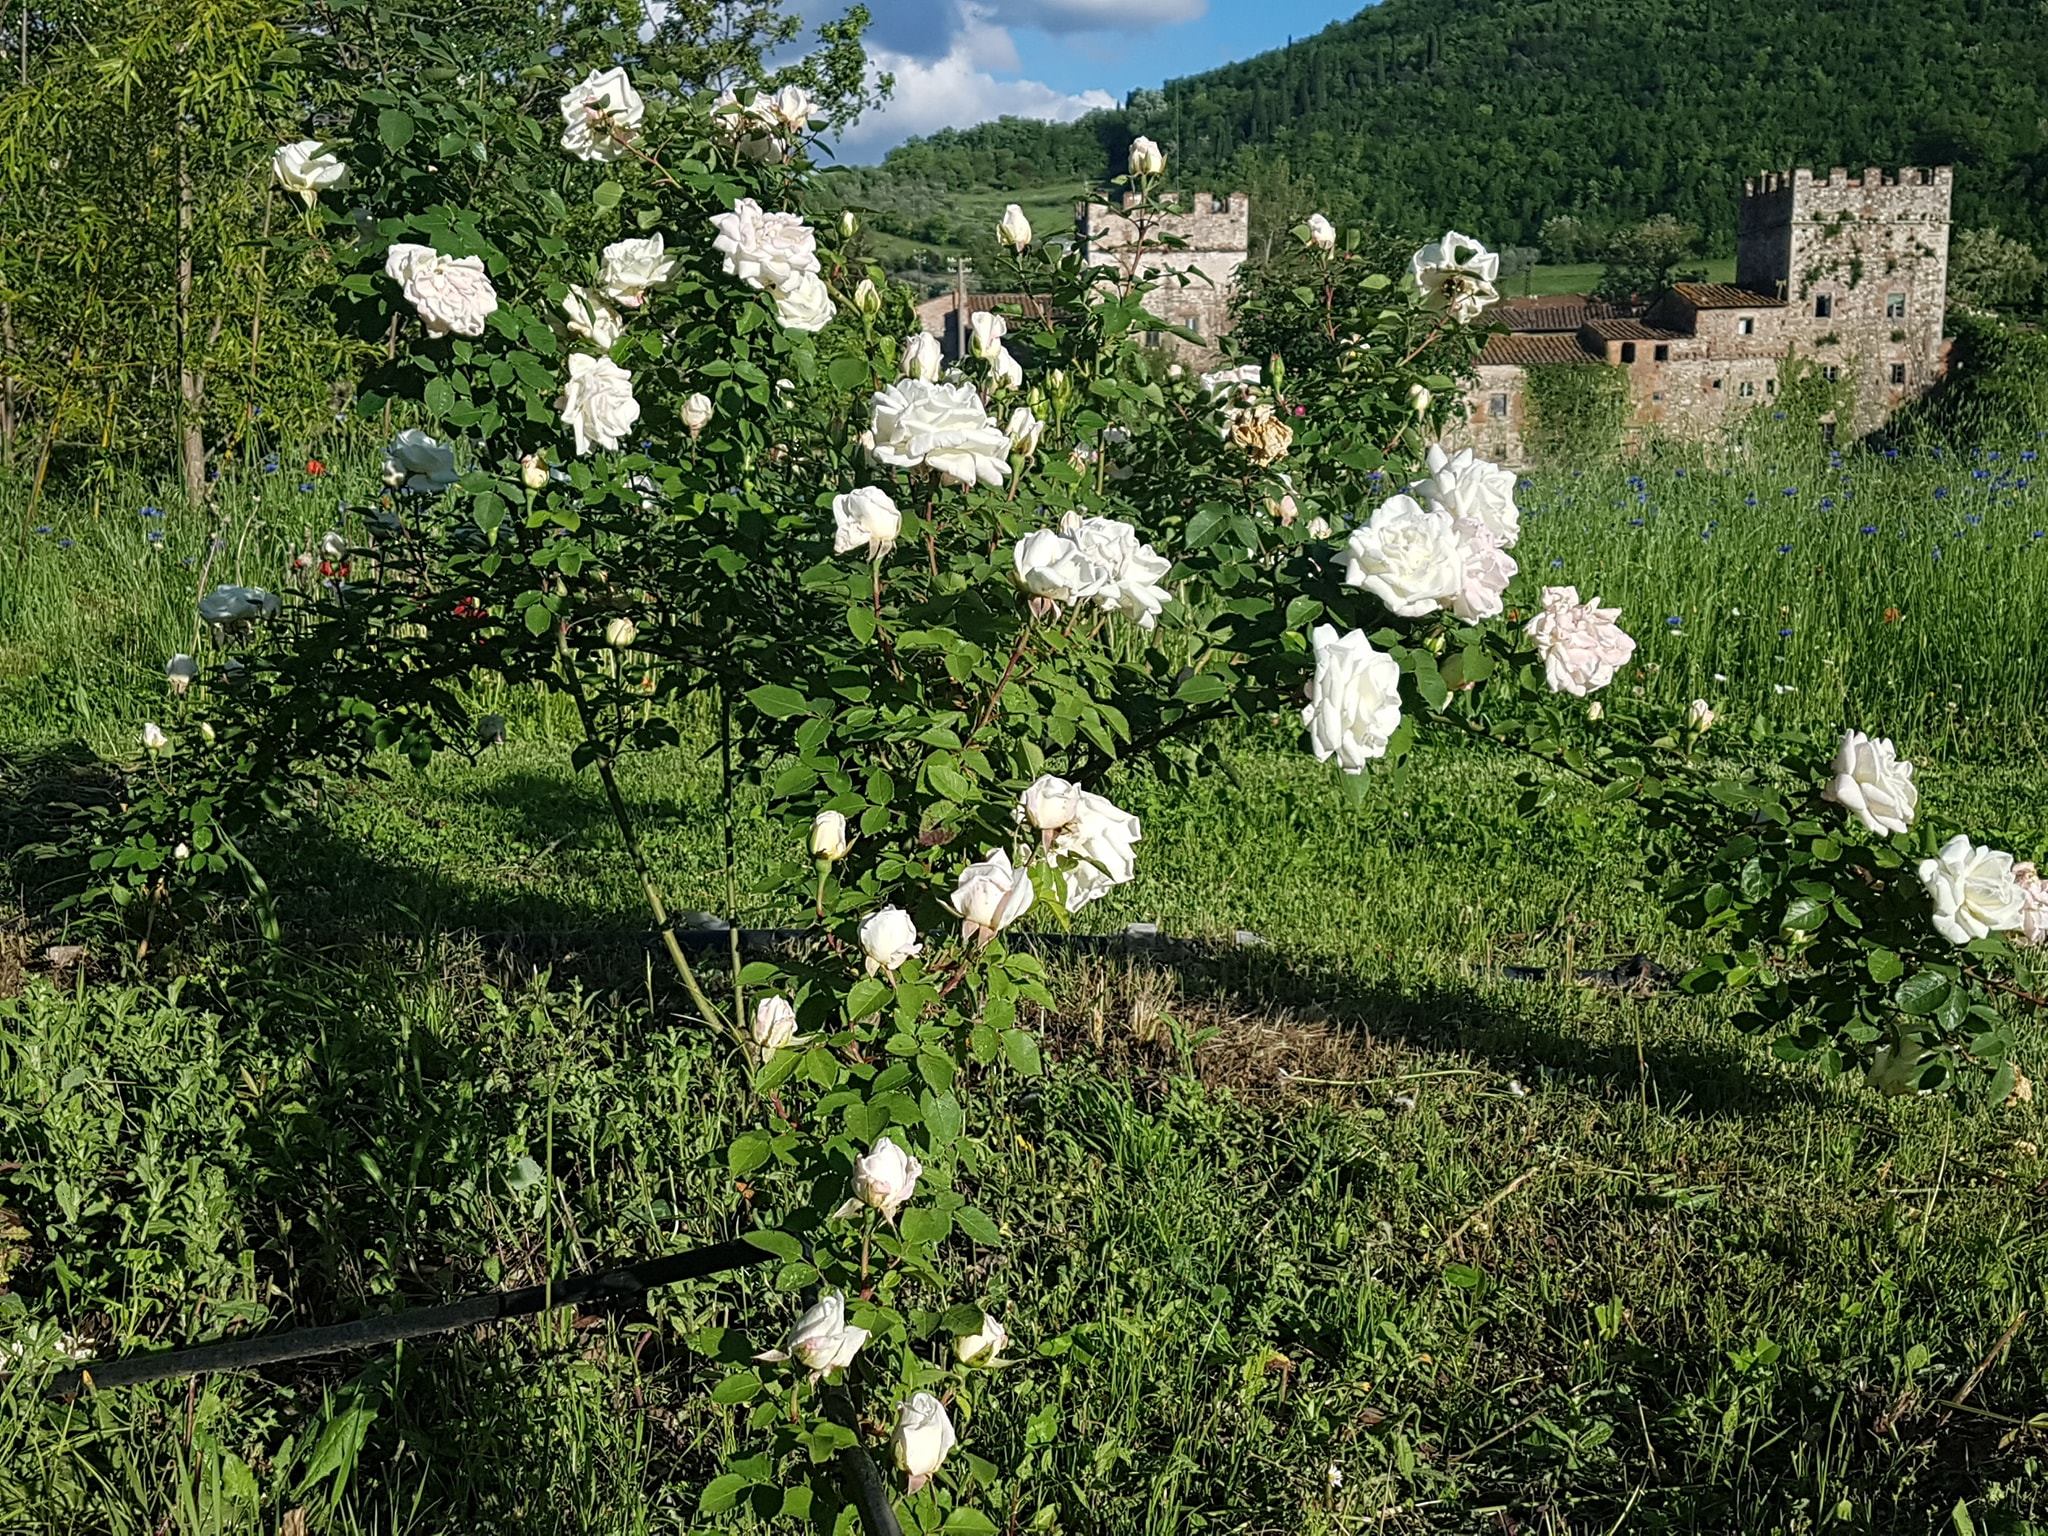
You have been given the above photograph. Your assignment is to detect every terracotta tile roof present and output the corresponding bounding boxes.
[1581,318,1688,341]
[1495,295,1641,332]
[1667,282,1785,309]
[1478,332,1598,366]
[955,292,1056,320]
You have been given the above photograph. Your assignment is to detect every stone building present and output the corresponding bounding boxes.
[1450,166,1953,464]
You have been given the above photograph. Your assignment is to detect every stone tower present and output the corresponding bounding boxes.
[1736,166,1951,431]
[1075,191,1249,360]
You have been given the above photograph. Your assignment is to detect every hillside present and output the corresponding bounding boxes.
[833,0,2048,277]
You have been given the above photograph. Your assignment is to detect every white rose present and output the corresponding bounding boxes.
[557,353,640,456]
[198,720,218,745]
[166,654,197,695]
[767,84,815,134]
[600,234,678,309]
[969,311,1007,361]
[1822,730,1918,836]
[1343,494,1465,617]
[1301,623,1403,773]
[869,380,1012,488]
[681,392,714,435]
[1051,791,1141,912]
[1004,406,1044,457]
[1525,585,1637,697]
[1410,444,1519,547]
[954,1312,1010,1366]
[2013,864,2048,947]
[892,1391,958,1492]
[1918,834,2024,945]
[1019,774,1082,835]
[559,67,644,162]
[1411,230,1501,324]
[751,995,801,1062]
[382,426,458,493]
[840,209,859,238]
[710,88,786,164]
[1449,518,1515,622]
[988,345,1024,393]
[603,616,638,649]
[272,141,349,206]
[1058,512,1172,630]
[947,848,1036,946]
[1306,515,1333,539]
[844,1135,923,1222]
[858,905,921,976]
[710,198,821,292]
[1305,212,1336,251]
[142,722,169,754]
[998,203,1032,250]
[563,285,623,350]
[519,454,548,490]
[388,247,498,338]
[174,842,190,861]
[1198,363,1260,399]
[1012,528,1108,607]
[318,530,349,560]
[810,809,852,862]
[1409,383,1433,416]
[757,1291,868,1376]
[854,277,883,317]
[1687,698,1717,731]
[1127,136,1165,176]
[900,331,944,383]
[773,270,836,333]
[832,486,902,561]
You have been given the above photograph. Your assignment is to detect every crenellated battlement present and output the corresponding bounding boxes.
[1743,166,1950,197]
[1077,190,1250,255]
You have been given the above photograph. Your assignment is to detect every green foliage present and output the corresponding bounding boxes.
[1594,214,1707,302]
[1522,362,1628,464]
[1948,227,2046,314]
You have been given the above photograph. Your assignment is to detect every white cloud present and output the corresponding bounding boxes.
[984,0,1206,31]
[833,22,1118,160]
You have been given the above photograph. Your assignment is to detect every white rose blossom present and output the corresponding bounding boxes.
[710,198,821,292]
[892,1392,958,1493]
[382,427,458,493]
[1305,212,1336,251]
[1411,230,1501,324]
[559,67,644,162]
[319,530,348,560]
[562,284,623,350]
[1449,517,1516,622]
[272,141,349,206]
[988,345,1024,392]
[954,1312,1011,1366]
[1822,730,1918,837]
[853,277,883,318]
[832,486,902,561]
[680,392,714,436]
[839,1135,923,1222]
[1409,383,1434,416]
[142,722,169,754]
[1012,528,1108,609]
[166,654,197,695]
[1019,774,1082,836]
[1687,698,1717,732]
[810,809,852,862]
[1058,512,1173,629]
[1302,623,1404,773]
[947,848,1036,946]
[1050,791,1141,912]
[767,84,816,135]
[557,353,641,456]
[969,311,1007,361]
[1525,586,1637,697]
[868,380,1012,488]
[599,234,678,309]
[710,88,787,163]
[1343,494,1465,617]
[385,244,498,338]
[772,270,836,333]
[2013,864,2048,947]
[1410,444,1519,547]
[1918,834,2024,946]
[858,906,922,977]
[998,203,1032,250]
[1004,406,1044,457]
[756,1291,868,1377]
[603,616,638,649]
[751,996,803,1063]
[898,331,941,383]
[1127,136,1165,176]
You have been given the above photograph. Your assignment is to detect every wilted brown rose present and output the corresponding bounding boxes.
[1229,406,1293,465]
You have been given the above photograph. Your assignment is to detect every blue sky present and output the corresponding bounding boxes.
[825,1,1365,161]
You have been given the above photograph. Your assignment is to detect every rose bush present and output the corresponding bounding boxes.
[74,58,2048,1536]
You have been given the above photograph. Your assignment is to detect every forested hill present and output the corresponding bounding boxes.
[845,0,2048,248]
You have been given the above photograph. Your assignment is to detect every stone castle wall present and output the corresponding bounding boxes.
[1076,191,1249,357]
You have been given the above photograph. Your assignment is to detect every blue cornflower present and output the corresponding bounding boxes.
[1550,557,1565,568]
[32,523,52,535]
[179,556,196,568]
[1820,496,1835,510]
[1988,451,2002,461]
[1777,542,1793,553]
[1968,513,1983,525]
[1779,627,1793,637]
[1974,469,1990,480]
[1666,615,1682,628]
[2035,531,2046,541]
[1675,468,1687,477]
[1701,530,1712,541]
[1744,494,1758,507]
[140,505,164,518]
[299,481,315,493]
[264,460,279,473]
[2023,450,2038,463]
[1782,486,1799,497]
[1934,487,1948,499]
[1773,410,1787,420]
[1860,524,1878,536]
[1629,517,1645,527]
[1885,447,1900,460]
[1932,547,1942,561]
[56,538,74,550]
[147,530,164,544]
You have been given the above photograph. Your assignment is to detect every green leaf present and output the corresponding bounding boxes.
[827,355,871,392]
[899,1206,952,1249]
[954,1205,1002,1246]
[711,1370,763,1404]
[1865,948,1905,984]
[593,180,624,210]
[744,1230,805,1262]
[1894,971,1951,1017]
[942,1511,1000,1535]
[377,108,416,152]
[845,978,891,1020]
[1781,895,1829,933]
[728,1132,772,1175]
[927,759,976,802]
[747,684,814,719]
[699,1473,750,1516]
[999,1028,1043,1077]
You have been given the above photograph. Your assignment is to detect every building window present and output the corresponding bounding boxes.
[1620,342,1637,363]
[1890,361,1908,385]
[1823,365,1841,383]
[1489,392,1509,418]
[1651,391,1665,401]
[1738,381,1756,398]
[1766,378,1777,395]
[1737,317,1755,336]
[1886,292,1907,319]
[1711,378,1723,390]
[1814,294,1833,319]
[1653,344,1670,362]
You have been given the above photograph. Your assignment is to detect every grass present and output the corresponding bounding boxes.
[5,435,2048,1532]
